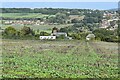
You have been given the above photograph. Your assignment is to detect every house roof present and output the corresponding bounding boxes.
[51,32,67,37]
[86,34,95,38]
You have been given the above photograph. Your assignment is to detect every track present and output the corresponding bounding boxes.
[89,41,118,54]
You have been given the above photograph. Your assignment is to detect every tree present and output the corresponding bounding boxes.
[48,16,56,23]
[52,27,59,33]
[110,20,116,26]
[59,28,68,33]
[71,19,80,23]
[40,31,50,36]
[20,26,34,36]
[4,26,16,38]
[55,12,68,24]
[70,9,80,15]
[73,23,84,28]
[93,28,115,41]
[70,33,81,40]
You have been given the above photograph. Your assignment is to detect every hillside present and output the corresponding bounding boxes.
[108,8,118,11]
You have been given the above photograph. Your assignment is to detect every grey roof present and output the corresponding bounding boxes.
[86,34,95,38]
[51,32,67,37]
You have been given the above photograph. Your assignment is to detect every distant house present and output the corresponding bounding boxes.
[40,22,45,25]
[51,27,68,38]
[67,36,73,40]
[100,19,110,29]
[51,32,67,37]
[39,36,56,40]
[39,27,72,40]
[86,34,95,41]
[4,20,13,24]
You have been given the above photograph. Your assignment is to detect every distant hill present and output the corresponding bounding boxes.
[108,8,118,11]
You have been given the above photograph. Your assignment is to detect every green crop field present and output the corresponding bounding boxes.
[0,24,73,33]
[0,13,55,19]
[1,40,118,78]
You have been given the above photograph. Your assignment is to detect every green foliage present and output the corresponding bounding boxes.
[70,33,81,40]
[59,27,68,33]
[83,17,98,23]
[70,32,88,40]
[71,19,81,23]
[4,26,16,35]
[20,26,34,36]
[93,28,118,42]
[1,8,103,25]
[118,22,120,37]
[1,13,52,20]
[40,31,50,36]
[1,8,102,15]
[18,26,35,39]
[83,10,103,24]
[73,23,84,28]
[2,26,36,39]
[57,35,66,39]
[48,12,68,24]
[3,26,17,39]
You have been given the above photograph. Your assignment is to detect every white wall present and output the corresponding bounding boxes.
[39,36,56,40]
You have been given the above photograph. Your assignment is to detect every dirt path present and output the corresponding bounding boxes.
[89,41,118,54]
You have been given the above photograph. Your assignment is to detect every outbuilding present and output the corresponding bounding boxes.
[86,34,95,41]
[39,36,56,40]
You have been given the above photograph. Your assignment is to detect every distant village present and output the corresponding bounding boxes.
[2,20,45,25]
[1,11,118,30]
[100,11,118,30]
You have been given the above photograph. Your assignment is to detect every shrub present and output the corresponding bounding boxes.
[3,26,17,39]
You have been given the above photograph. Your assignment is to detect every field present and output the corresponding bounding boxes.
[0,13,55,19]
[0,24,73,33]
[1,39,118,78]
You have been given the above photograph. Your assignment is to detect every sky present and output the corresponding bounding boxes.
[0,0,119,2]
[1,2,118,10]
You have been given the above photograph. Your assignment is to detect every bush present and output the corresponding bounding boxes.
[93,28,118,42]
[3,27,17,39]
[20,26,34,36]
[71,33,80,40]
[40,31,50,36]
[57,35,66,39]
[2,26,36,40]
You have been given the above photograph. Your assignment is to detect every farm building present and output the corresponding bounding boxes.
[39,27,71,40]
[86,34,95,41]
[51,32,67,37]
[39,36,56,40]
[67,36,73,40]
[51,27,69,39]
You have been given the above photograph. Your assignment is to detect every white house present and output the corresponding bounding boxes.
[86,34,95,41]
[67,37,73,40]
[39,36,56,40]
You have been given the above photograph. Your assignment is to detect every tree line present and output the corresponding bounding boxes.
[1,8,104,15]
[1,26,119,42]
